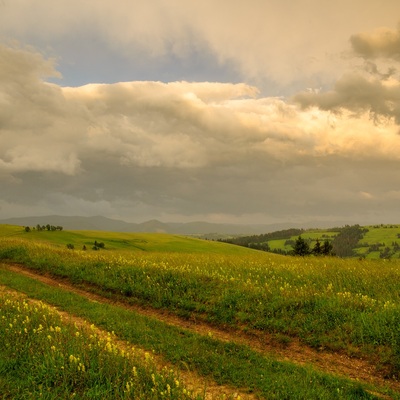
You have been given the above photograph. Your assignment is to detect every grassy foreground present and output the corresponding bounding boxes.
[0,269,385,399]
[1,235,400,376]
[0,286,195,399]
[1,225,400,397]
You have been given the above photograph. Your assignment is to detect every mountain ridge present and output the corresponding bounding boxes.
[0,215,352,235]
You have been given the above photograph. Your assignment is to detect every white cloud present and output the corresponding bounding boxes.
[1,43,400,175]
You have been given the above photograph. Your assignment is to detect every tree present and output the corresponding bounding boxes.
[24,226,31,232]
[93,240,105,250]
[322,239,333,256]
[292,236,310,256]
[312,239,322,255]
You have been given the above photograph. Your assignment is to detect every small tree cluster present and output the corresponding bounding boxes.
[92,240,105,250]
[292,236,333,257]
[24,224,63,232]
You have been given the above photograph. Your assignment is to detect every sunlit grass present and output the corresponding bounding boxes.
[0,272,388,400]
[0,225,255,254]
[1,233,400,378]
[0,288,198,399]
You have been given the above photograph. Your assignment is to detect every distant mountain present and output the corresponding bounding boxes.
[0,215,350,235]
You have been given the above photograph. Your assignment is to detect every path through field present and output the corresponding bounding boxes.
[3,263,400,398]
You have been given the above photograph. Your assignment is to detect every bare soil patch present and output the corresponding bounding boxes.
[3,263,400,397]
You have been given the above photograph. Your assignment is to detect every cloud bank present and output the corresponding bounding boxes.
[1,0,399,93]
[1,40,400,224]
[1,1,400,224]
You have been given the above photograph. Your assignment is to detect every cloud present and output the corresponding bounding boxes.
[293,73,400,123]
[1,42,400,223]
[351,25,400,60]
[2,0,399,93]
[292,21,400,125]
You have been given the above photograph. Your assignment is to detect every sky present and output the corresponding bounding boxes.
[1,0,400,226]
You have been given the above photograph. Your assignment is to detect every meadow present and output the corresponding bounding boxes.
[1,224,400,398]
[253,224,400,259]
[0,288,194,399]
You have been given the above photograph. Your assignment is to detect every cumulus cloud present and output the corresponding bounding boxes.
[294,21,400,126]
[293,73,400,123]
[351,25,400,60]
[2,42,400,223]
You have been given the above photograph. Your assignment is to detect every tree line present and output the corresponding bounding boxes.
[220,228,305,248]
[219,225,368,258]
[24,224,63,232]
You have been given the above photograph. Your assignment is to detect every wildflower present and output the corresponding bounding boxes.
[78,363,85,372]
[69,355,79,363]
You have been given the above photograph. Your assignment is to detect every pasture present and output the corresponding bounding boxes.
[260,225,400,259]
[1,224,399,398]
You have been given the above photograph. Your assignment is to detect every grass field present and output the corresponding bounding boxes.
[0,286,194,399]
[0,224,255,254]
[260,225,400,259]
[1,224,400,398]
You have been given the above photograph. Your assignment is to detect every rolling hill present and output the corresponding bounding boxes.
[0,215,347,235]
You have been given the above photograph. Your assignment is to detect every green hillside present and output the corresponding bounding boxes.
[4,222,400,259]
[0,224,256,255]
[223,224,400,259]
[1,223,400,396]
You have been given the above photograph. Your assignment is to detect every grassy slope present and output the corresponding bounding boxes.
[0,224,255,255]
[5,223,400,258]
[0,268,387,399]
[268,230,337,252]
[263,226,400,259]
[0,225,397,396]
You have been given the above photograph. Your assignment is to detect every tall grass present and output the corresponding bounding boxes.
[0,271,386,400]
[1,237,400,376]
[0,288,199,399]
